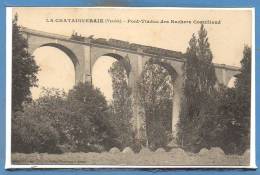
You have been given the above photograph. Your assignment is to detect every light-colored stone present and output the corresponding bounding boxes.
[155,148,166,153]
[122,147,134,154]
[209,147,225,155]
[109,147,121,154]
[199,148,209,156]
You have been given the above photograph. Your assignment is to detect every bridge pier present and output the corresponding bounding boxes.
[171,75,184,140]
[82,43,92,84]
[127,51,146,141]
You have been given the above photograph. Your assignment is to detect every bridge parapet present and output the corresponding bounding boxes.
[21,27,72,42]
[21,27,185,60]
[214,63,240,72]
[92,37,185,59]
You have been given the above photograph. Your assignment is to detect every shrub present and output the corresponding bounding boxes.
[12,105,61,153]
[12,83,119,153]
[65,82,118,152]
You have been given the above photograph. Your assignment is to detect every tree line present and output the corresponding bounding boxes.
[12,16,251,154]
[177,25,251,154]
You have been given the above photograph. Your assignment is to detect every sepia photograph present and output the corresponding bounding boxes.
[6,7,255,168]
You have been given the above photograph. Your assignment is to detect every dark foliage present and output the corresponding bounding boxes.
[215,46,251,154]
[12,14,39,112]
[12,83,118,153]
[108,61,134,149]
[138,59,173,149]
[177,25,217,152]
[177,25,251,155]
[12,89,65,153]
[66,82,118,152]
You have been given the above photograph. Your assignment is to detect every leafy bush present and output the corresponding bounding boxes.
[12,104,61,153]
[12,83,118,153]
[66,82,118,152]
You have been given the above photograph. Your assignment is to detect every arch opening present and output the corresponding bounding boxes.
[227,76,237,88]
[138,58,177,149]
[92,54,134,148]
[30,46,75,99]
[40,43,79,69]
[92,55,129,102]
[102,53,131,77]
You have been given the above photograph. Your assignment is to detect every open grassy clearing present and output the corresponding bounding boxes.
[12,148,250,166]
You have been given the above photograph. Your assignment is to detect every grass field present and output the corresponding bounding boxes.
[11,148,250,166]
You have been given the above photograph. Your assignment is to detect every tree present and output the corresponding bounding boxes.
[66,82,118,152]
[235,45,251,151]
[12,110,60,153]
[12,89,67,153]
[196,25,217,93]
[215,46,251,154]
[12,84,119,153]
[138,59,174,149]
[177,25,217,152]
[108,61,134,149]
[12,14,39,112]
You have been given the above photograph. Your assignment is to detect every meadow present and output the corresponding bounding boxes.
[12,147,250,166]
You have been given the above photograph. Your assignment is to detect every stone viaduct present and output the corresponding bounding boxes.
[21,27,240,139]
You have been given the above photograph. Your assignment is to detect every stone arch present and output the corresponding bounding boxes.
[30,43,81,84]
[30,44,78,99]
[91,53,133,102]
[146,58,178,82]
[214,66,241,87]
[227,75,238,88]
[138,57,178,147]
[92,53,132,77]
[39,43,79,70]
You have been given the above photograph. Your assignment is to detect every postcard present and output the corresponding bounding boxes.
[5,7,255,168]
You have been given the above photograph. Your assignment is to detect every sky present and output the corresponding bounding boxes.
[31,48,116,100]
[92,56,117,101]
[30,46,75,99]
[12,8,252,99]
